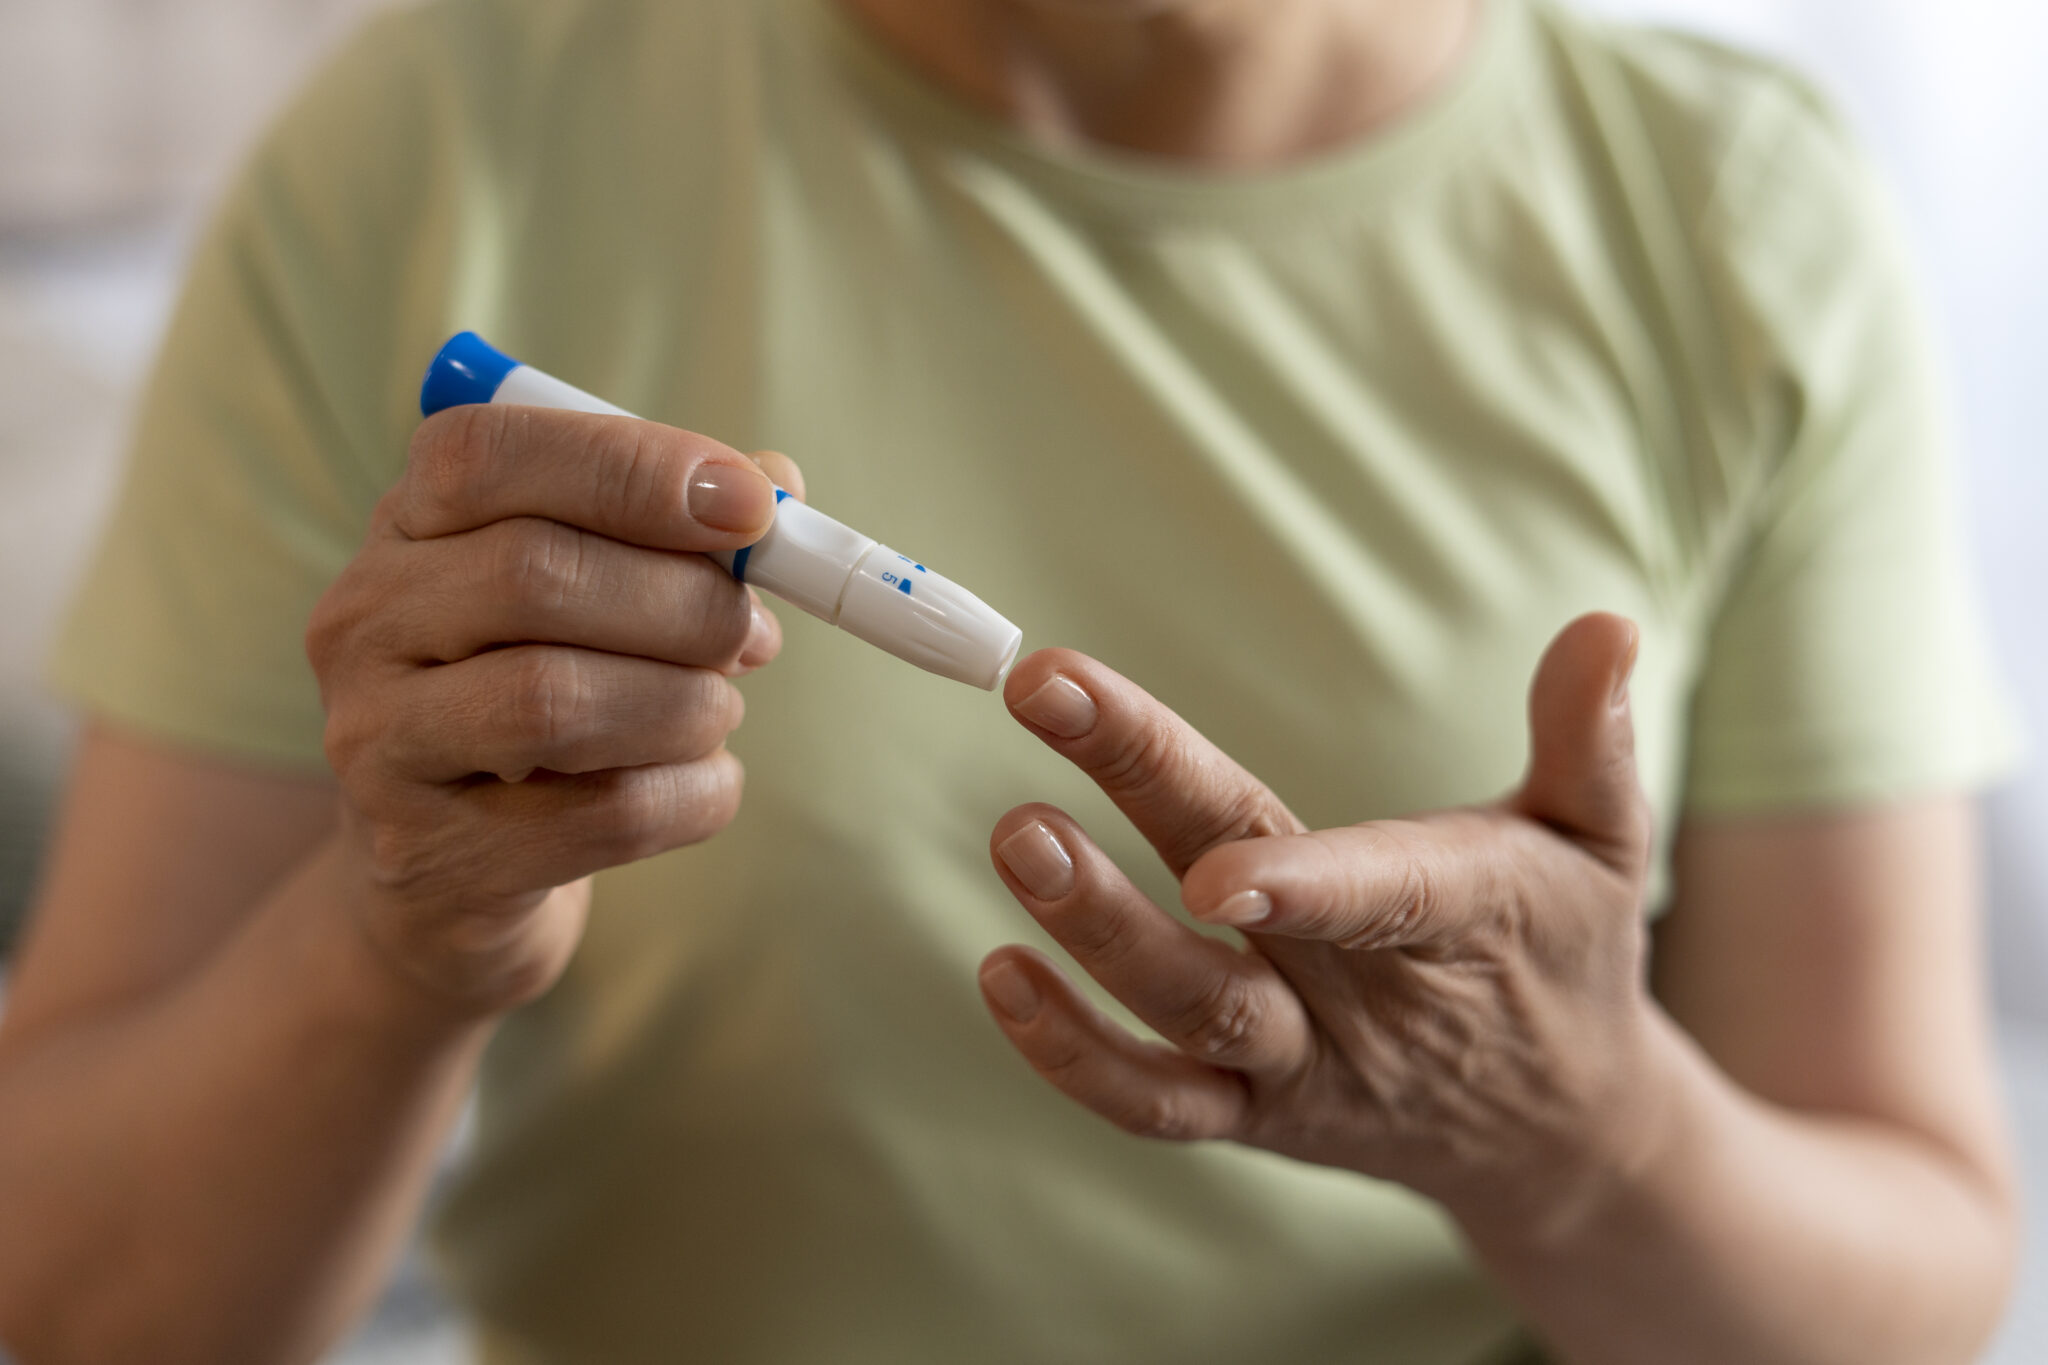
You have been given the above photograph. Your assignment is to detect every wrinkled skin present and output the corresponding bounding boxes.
[307,403,802,1014]
[980,613,1665,1236]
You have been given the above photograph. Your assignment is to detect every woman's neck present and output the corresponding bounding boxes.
[832,0,1480,169]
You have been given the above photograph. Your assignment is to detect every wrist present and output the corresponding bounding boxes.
[286,835,511,1043]
[1452,1002,1703,1260]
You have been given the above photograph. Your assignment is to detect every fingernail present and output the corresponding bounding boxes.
[688,464,775,534]
[1612,627,1641,709]
[1205,889,1272,928]
[1014,674,1097,739]
[981,960,1041,1023]
[997,820,1075,900]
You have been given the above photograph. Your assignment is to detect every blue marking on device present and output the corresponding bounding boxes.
[419,331,521,416]
[897,578,913,595]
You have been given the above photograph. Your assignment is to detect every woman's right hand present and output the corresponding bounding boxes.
[305,404,801,1016]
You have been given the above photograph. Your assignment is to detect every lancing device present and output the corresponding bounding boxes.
[420,333,1024,690]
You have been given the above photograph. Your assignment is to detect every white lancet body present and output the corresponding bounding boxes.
[421,332,1023,690]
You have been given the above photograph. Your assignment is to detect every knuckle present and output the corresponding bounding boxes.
[504,650,590,753]
[1091,719,1286,868]
[673,558,753,660]
[1092,718,1174,796]
[1336,823,1435,950]
[491,518,587,611]
[403,406,502,534]
[721,676,746,732]
[696,753,747,833]
[366,486,405,535]
[308,589,404,768]
[357,807,444,899]
[1377,852,1435,947]
[321,707,378,779]
[1175,785,1286,863]
[1393,851,1437,936]
[1167,975,1267,1065]
[1117,1092,1201,1143]
[1055,898,1145,970]
[597,755,741,864]
[305,559,388,679]
[670,673,740,757]
[712,589,757,662]
[303,591,350,678]
[590,767,668,864]
[1033,1028,1093,1090]
[1475,821,1549,940]
[590,422,687,529]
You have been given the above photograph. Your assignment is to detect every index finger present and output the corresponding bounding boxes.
[1004,649,1305,879]
[393,404,780,551]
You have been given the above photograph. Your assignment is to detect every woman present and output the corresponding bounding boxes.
[0,0,2020,1360]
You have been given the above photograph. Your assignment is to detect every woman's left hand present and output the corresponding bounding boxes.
[980,613,1679,1241]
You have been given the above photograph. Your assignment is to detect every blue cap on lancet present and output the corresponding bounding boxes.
[420,331,522,416]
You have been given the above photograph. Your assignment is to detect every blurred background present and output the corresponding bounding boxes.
[0,0,2039,1360]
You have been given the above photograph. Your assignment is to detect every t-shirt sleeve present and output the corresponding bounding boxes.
[47,9,459,771]
[1680,81,2023,813]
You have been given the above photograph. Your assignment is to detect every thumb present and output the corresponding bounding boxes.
[1514,612,1649,873]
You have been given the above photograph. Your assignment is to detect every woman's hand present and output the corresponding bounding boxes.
[306,405,802,1017]
[979,613,1674,1240]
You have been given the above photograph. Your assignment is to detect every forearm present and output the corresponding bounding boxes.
[0,837,491,1365]
[1461,1014,2015,1365]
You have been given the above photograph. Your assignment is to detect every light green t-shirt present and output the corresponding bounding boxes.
[52,0,2018,1360]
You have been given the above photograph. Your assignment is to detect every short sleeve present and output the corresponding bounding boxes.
[1680,84,2023,813]
[47,9,460,771]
